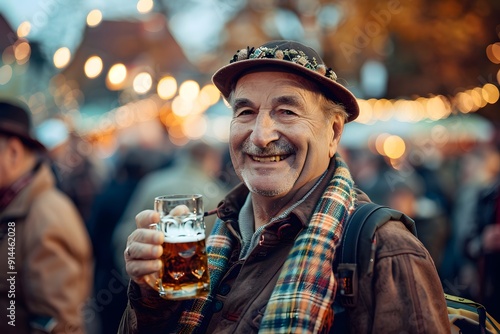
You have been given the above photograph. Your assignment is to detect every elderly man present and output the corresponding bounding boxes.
[0,101,92,333]
[118,40,450,333]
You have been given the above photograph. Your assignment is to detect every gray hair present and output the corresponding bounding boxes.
[226,79,349,123]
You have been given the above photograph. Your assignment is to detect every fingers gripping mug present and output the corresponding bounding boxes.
[151,194,210,300]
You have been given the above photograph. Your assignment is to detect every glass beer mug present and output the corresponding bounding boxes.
[146,194,210,300]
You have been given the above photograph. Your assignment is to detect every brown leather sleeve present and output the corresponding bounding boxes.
[117,281,184,334]
[348,220,451,334]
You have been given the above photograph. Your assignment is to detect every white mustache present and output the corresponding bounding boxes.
[241,139,295,156]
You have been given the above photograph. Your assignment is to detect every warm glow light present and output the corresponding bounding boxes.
[393,100,410,122]
[375,133,391,156]
[14,42,30,64]
[199,84,221,106]
[107,63,127,85]
[169,135,190,147]
[182,116,208,140]
[355,99,373,124]
[137,99,159,121]
[486,43,500,64]
[157,76,177,100]
[179,80,200,101]
[172,96,193,116]
[168,124,186,139]
[469,88,482,111]
[456,92,473,113]
[133,72,153,94]
[473,87,487,109]
[137,0,154,13]
[191,98,209,115]
[87,9,103,27]
[84,55,103,79]
[53,47,71,69]
[376,99,394,121]
[404,99,425,122]
[383,135,406,159]
[482,83,500,104]
[0,65,13,85]
[17,21,31,38]
[426,96,449,121]
[115,106,134,128]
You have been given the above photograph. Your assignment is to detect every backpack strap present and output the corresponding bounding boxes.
[335,202,417,308]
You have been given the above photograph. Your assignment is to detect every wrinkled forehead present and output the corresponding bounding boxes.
[230,69,322,102]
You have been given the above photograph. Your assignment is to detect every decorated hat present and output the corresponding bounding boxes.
[0,100,46,151]
[212,40,359,122]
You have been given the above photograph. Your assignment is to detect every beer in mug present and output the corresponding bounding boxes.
[153,194,210,300]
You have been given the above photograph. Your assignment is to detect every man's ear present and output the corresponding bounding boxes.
[7,137,26,167]
[329,114,345,158]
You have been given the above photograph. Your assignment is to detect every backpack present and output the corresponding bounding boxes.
[333,202,500,334]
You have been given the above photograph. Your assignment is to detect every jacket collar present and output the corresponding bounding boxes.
[0,162,55,221]
[216,157,352,229]
[216,156,372,231]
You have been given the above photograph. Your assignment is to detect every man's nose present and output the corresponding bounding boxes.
[250,112,279,147]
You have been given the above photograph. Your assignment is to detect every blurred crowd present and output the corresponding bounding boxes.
[3,108,499,333]
[36,119,237,334]
[343,135,500,321]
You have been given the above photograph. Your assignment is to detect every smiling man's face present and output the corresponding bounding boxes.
[228,71,342,198]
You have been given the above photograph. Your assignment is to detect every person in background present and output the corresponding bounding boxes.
[387,181,450,273]
[118,40,450,333]
[0,100,93,333]
[86,145,170,334]
[112,140,230,274]
[464,142,500,319]
[36,117,107,225]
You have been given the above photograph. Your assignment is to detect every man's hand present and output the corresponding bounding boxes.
[124,210,164,285]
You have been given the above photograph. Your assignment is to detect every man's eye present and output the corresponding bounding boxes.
[282,109,297,116]
[236,109,253,116]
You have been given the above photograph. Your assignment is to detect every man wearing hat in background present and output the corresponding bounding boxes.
[119,40,450,333]
[0,100,93,333]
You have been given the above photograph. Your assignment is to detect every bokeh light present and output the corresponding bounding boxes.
[482,83,499,104]
[383,135,406,159]
[84,56,103,79]
[199,84,220,106]
[87,9,103,27]
[486,42,500,64]
[14,41,30,64]
[53,47,71,69]
[17,21,31,38]
[137,0,154,14]
[0,65,13,85]
[179,80,200,101]
[157,76,177,100]
[171,95,193,116]
[107,63,128,88]
[133,72,153,94]
[375,133,391,156]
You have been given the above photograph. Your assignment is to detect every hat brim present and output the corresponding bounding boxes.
[0,124,46,151]
[212,58,359,122]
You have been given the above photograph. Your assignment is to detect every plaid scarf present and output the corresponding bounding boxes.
[176,155,356,333]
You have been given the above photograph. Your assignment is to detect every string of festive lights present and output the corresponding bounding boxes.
[1,5,498,156]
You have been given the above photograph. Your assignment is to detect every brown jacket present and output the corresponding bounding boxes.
[0,163,93,333]
[118,164,450,333]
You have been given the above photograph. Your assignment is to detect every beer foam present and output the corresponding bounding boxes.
[164,233,206,243]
